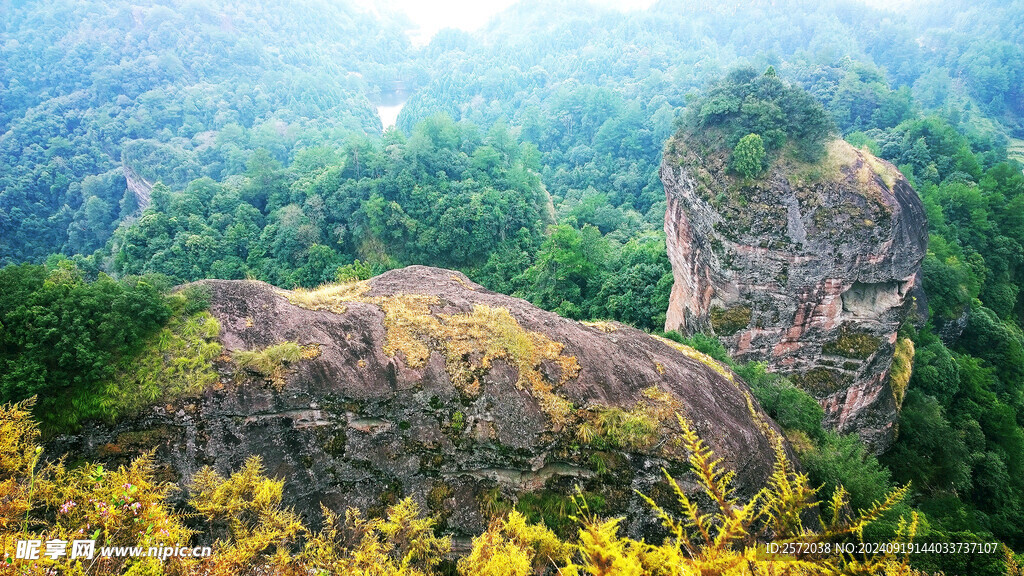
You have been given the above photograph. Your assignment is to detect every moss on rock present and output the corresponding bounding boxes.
[710,305,752,336]
[790,367,851,396]
[821,328,881,359]
[285,281,582,427]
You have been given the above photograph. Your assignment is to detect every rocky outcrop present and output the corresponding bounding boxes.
[123,164,153,211]
[51,266,788,540]
[662,136,927,451]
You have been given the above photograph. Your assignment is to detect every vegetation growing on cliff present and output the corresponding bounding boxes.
[683,67,837,164]
[1,398,938,576]
[575,404,661,451]
[286,281,581,425]
[710,305,754,337]
[232,341,320,390]
[0,261,217,432]
[821,328,882,360]
[889,338,915,405]
[663,333,903,519]
[664,57,1024,568]
[2,0,1024,573]
[732,133,768,178]
[103,307,222,415]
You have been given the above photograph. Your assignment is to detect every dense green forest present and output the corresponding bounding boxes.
[0,0,417,263]
[3,0,1024,574]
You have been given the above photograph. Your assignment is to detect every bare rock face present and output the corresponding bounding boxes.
[662,136,927,452]
[51,266,789,540]
[122,164,153,211]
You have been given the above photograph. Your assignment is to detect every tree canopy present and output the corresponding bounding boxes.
[684,67,837,162]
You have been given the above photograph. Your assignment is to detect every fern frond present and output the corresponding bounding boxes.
[824,485,851,532]
[711,488,765,550]
[637,481,700,557]
[761,439,817,541]
[677,415,741,522]
[665,467,715,547]
[846,484,910,540]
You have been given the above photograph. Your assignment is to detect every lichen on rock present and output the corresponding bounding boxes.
[285,280,581,426]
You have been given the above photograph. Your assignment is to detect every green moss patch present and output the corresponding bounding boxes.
[710,305,752,336]
[821,328,881,359]
[790,367,852,396]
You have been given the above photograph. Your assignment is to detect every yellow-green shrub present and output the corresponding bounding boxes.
[458,510,571,576]
[1,398,194,575]
[890,338,915,405]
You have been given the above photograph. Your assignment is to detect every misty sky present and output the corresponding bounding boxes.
[355,0,660,44]
[355,0,920,46]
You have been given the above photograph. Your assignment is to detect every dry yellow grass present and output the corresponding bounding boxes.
[641,385,682,426]
[785,139,898,193]
[651,335,735,384]
[864,152,899,190]
[824,138,860,173]
[574,386,680,452]
[829,139,898,192]
[582,320,618,333]
[442,305,580,425]
[449,274,476,290]
[282,280,372,313]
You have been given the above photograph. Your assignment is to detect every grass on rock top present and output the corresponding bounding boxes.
[232,341,321,389]
[282,280,581,426]
[782,139,898,193]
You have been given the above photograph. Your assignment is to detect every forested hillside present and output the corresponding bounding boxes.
[2,0,1024,574]
[0,0,416,263]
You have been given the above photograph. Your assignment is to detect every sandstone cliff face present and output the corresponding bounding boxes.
[52,266,788,540]
[662,136,927,451]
